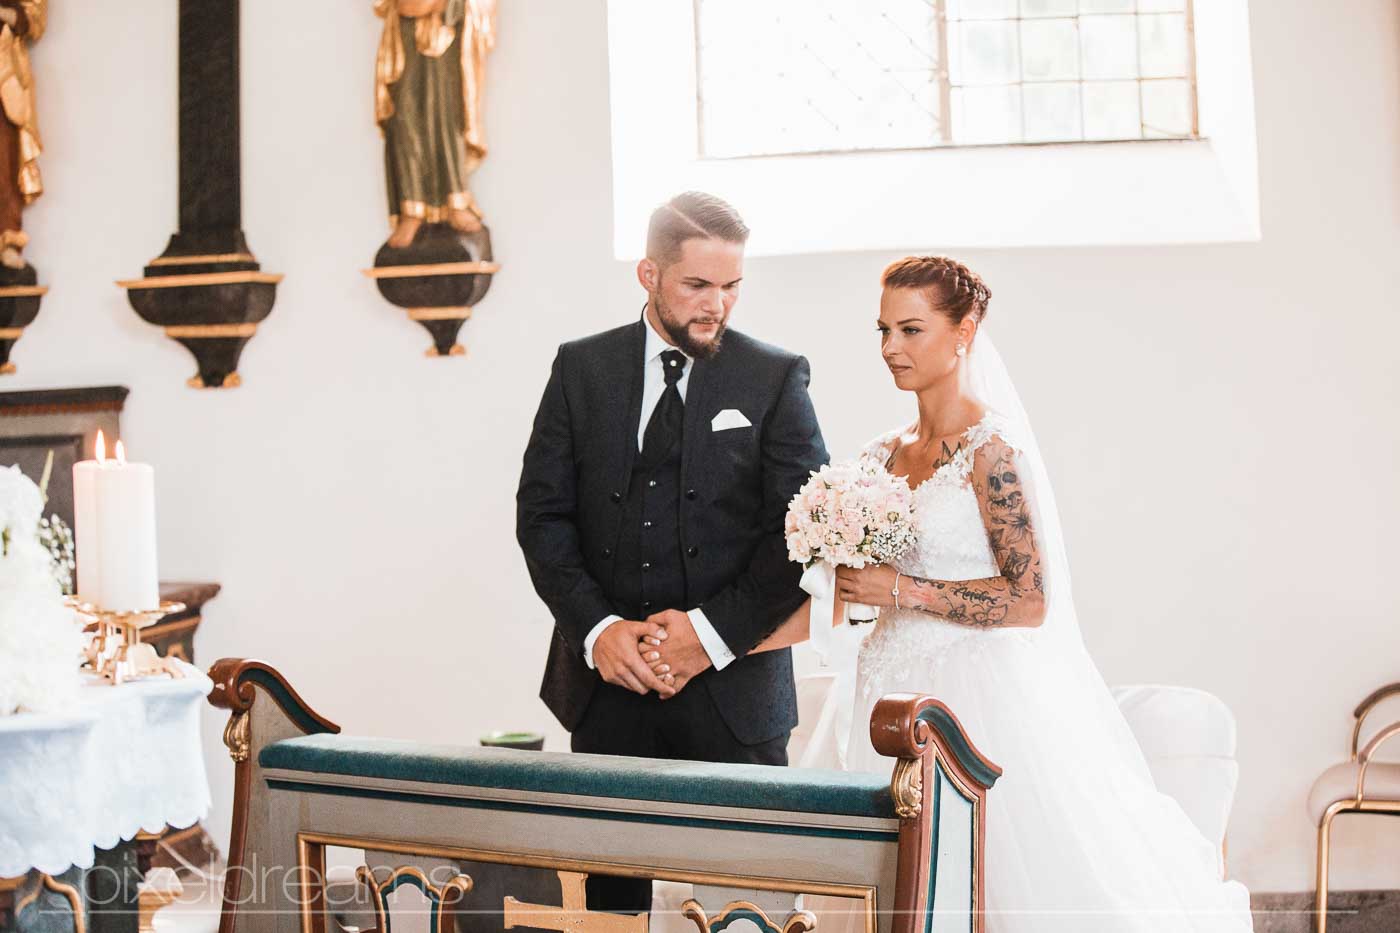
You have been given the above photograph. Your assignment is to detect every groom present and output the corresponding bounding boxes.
[516,191,827,909]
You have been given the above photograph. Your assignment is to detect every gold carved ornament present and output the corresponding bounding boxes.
[356,865,473,933]
[683,900,817,933]
[890,757,923,819]
[223,711,251,763]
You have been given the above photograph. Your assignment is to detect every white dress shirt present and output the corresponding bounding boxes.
[581,312,737,673]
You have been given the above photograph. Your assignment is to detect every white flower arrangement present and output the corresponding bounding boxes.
[784,456,919,623]
[784,456,918,569]
[0,464,83,716]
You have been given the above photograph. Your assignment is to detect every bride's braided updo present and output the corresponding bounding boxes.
[881,256,991,325]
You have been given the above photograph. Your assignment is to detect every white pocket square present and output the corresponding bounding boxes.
[711,409,752,431]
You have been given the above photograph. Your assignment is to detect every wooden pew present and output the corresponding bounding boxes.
[207,659,1001,933]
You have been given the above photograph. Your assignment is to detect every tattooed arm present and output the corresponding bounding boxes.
[905,437,1046,627]
[833,436,1047,628]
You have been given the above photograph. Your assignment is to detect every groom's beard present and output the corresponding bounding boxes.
[652,292,727,360]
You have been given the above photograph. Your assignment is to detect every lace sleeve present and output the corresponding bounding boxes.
[964,411,1024,457]
[857,426,904,467]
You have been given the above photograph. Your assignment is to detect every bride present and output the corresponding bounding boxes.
[650,256,1254,931]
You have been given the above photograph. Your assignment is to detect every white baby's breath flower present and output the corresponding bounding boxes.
[784,456,917,571]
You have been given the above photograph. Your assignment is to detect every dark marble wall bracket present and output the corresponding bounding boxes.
[117,269,281,389]
[118,0,280,389]
[0,264,47,376]
[365,225,498,357]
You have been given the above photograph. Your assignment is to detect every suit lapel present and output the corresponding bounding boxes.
[680,351,713,488]
[617,319,648,481]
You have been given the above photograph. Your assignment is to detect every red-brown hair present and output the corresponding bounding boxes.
[881,256,991,325]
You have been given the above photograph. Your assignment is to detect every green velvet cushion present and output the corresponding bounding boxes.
[260,734,895,819]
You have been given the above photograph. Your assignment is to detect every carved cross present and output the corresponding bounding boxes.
[503,871,648,933]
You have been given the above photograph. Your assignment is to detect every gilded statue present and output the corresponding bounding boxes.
[374,0,496,250]
[0,0,42,271]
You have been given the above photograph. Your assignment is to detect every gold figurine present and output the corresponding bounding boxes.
[374,0,496,249]
[0,0,41,270]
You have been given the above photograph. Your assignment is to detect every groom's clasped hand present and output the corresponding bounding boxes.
[589,611,711,698]
[588,610,712,699]
[636,610,713,698]
[588,617,674,698]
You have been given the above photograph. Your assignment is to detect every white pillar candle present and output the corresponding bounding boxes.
[72,462,102,602]
[72,430,106,604]
[93,441,160,612]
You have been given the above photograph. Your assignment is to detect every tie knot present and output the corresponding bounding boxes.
[661,349,687,386]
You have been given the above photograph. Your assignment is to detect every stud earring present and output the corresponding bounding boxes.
[956,344,967,357]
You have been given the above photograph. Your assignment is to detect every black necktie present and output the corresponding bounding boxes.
[640,349,686,468]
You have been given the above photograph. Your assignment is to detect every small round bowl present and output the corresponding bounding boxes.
[479,731,545,751]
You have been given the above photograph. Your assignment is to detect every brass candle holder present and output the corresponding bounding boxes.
[69,598,187,685]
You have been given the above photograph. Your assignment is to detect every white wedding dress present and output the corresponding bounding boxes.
[839,409,1253,931]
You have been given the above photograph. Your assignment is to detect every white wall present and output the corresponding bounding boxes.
[12,0,1398,894]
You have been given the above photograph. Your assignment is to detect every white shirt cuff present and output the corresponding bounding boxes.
[689,607,736,671]
[583,615,623,670]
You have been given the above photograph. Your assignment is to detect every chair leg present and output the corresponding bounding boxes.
[1315,814,1333,933]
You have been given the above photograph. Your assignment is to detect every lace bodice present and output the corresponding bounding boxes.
[857,413,1032,694]
[862,414,1009,584]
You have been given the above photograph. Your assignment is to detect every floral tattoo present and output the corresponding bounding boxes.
[904,438,1045,627]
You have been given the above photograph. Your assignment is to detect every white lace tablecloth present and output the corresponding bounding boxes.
[0,661,213,878]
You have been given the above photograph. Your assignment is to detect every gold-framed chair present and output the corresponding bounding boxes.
[1309,681,1400,933]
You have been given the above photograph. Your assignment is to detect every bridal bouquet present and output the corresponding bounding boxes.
[0,464,83,716]
[785,456,917,622]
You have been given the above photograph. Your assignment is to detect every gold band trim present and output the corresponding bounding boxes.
[0,327,23,338]
[117,272,284,290]
[684,900,815,933]
[390,196,483,226]
[157,824,203,846]
[0,285,47,298]
[42,874,87,933]
[297,831,876,933]
[143,613,203,641]
[165,324,258,339]
[188,373,242,389]
[14,878,41,917]
[447,191,480,215]
[407,306,472,321]
[11,874,86,933]
[148,253,256,267]
[362,262,499,279]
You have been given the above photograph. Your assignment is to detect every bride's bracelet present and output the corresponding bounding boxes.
[892,572,902,611]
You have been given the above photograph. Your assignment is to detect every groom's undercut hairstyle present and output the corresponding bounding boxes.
[646,191,750,269]
[882,256,992,325]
